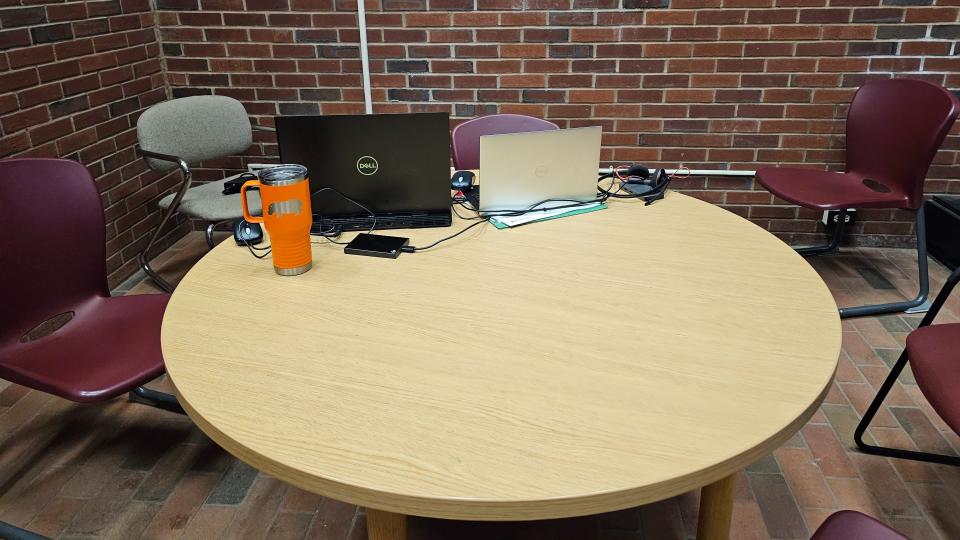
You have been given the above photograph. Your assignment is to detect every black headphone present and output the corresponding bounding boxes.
[598,165,671,205]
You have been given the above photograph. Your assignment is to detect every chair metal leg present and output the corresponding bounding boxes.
[854,348,960,466]
[0,521,50,540]
[205,222,217,249]
[905,299,933,314]
[795,210,847,256]
[128,386,186,415]
[138,157,193,294]
[138,251,174,293]
[204,220,233,250]
[839,206,929,318]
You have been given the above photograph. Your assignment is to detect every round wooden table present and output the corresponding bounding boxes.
[161,192,840,540]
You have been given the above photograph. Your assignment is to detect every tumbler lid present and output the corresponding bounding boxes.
[259,164,308,186]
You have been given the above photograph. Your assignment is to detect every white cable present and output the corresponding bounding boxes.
[665,168,756,177]
[597,167,756,177]
[357,0,373,114]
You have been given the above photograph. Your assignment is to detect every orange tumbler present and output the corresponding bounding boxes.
[240,164,313,276]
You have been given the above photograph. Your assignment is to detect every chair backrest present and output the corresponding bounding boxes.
[0,158,108,350]
[846,78,960,209]
[136,95,253,172]
[451,114,559,170]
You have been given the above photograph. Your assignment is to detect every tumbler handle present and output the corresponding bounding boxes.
[240,180,263,224]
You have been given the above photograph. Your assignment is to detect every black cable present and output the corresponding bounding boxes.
[242,186,374,258]
[242,236,272,258]
[243,239,271,251]
[310,220,341,236]
[413,189,618,252]
[310,186,377,243]
[309,222,349,246]
[247,166,667,260]
[460,197,604,218]
[596,173,626,199]
[456,166,667,217]
[597,171,636,199]
[597,168,672,205]
[402,218,490,253]
[452,201,485,221]
[311,231,344,246]
[313,231,350,245]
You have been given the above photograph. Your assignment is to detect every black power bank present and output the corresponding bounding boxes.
[344,233,409,259]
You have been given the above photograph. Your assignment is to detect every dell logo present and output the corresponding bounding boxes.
[357,156,379,176]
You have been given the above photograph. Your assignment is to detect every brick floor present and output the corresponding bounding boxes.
[2,232,960,540]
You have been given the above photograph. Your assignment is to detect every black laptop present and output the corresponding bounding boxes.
[275,112,452,232]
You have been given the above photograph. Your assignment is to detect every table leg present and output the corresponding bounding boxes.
[696,473,736,540]
[366,508,407,540]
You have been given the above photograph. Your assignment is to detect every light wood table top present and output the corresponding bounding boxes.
[161,192,841,522]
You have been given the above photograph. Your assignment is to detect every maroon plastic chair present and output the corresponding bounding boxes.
[812,511,909,540]
[0,157,180,407]
[0,158,184,539]
[855,262,960,466]
[755,78,960,318]
[451,114,559,170]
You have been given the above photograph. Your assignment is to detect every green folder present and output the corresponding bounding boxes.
[489,203,607,229]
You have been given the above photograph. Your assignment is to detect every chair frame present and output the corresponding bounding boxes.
[129,385,185,414]
[137,125,274,293]
[0,522,48,540]
[854,261,960,466]
[797,206,930,318]
[0,157,187,538]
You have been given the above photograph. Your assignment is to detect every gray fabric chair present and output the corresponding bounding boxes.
[136,95,271,292]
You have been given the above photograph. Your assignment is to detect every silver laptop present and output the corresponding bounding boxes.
[479,126,602,213]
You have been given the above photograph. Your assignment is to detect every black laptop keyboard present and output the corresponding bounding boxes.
[311,212,451,233]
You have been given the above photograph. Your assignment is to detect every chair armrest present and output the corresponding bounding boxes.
[252,124,276,133]
[137,147,191,176]
[918,265,960,328]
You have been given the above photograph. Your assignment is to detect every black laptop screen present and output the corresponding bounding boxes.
[275,112,451,218]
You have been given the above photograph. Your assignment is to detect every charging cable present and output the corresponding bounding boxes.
[401,218,490,253]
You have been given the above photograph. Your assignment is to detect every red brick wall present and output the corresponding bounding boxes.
[0,0,189,287]
[5,1,960,288]
[154,0,960,249]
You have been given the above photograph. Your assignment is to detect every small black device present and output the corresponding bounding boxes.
[223,172,257,195]
[233,219,263,246]
[463,186,480,210]
[344,233,409,259]
[451,170,475,191]
[276,112,452,232]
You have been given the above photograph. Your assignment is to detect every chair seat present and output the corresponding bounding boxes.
[906,323,960,435]
[159,173,262,223]
[812,510,908,539]
[0,294,170,402]
[755,168,911,210]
